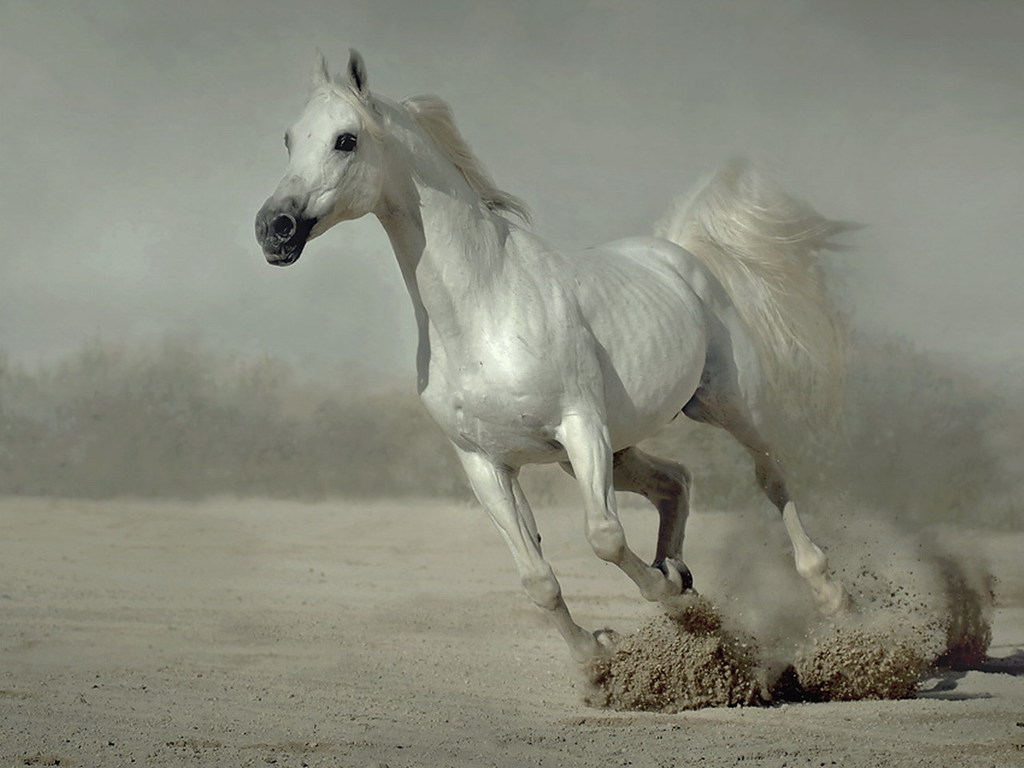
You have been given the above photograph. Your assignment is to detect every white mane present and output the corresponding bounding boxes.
[400,95,531,224]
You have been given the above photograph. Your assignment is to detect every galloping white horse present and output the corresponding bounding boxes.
[256,51,850,661]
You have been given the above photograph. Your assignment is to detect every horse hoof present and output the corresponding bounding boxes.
[817,581,854,619]
[654,558,693,593]
[593,628,620,653]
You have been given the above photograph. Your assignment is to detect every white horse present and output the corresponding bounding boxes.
[256,51,851,661]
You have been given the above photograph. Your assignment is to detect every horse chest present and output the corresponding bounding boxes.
[419,359,567,464]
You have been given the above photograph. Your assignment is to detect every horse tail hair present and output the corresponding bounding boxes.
[655,157,857,416]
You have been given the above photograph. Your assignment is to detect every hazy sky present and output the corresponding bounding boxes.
[2,0,1022,379]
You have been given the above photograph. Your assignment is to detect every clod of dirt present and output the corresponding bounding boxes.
[793,625,928,701]
[582,595,763,712]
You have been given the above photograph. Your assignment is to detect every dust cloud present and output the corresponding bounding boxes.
[792,516,994,701]
[583,511,994,711]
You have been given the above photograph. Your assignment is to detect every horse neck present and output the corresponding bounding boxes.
[375,128,511,346]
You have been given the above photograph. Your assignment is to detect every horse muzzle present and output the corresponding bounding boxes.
[255,200,317,266]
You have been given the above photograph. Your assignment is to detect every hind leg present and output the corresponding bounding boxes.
[684,390,849,616]
[611,447,694,590]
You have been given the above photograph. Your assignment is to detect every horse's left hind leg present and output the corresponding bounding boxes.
[611,447,694,590]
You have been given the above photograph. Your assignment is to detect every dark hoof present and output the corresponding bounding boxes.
[654,558,694,592]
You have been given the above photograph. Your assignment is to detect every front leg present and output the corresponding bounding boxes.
[557,414,687,601]
[455,447,614,661]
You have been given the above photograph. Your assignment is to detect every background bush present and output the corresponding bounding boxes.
[641,334,1023,529]
[0,334,1020,528]
[0,338,465,501]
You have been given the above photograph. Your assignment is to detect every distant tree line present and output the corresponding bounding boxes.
[0,334,1020,528]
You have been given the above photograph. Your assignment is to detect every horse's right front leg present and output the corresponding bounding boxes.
[455,447,614,662]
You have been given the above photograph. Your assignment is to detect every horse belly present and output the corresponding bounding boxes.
[583,268,709,449]
[603,328,706,450]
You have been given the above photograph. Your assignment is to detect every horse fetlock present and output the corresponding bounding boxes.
[521,570,561,611]
[639,560,687,601]
[793,543,852,617]
[568,626,619,662]
[794,542,827,580]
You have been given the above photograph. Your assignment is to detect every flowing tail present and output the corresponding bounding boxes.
[655,158,857,416]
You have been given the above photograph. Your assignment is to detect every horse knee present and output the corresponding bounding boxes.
[586,519,626,563]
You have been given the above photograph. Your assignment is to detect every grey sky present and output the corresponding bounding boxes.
[2,0,1022,379]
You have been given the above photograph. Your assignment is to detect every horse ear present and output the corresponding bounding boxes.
[310,49,330,90]
[347,49,368,97]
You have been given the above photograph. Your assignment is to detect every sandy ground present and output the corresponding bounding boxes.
[1,495,1022,768]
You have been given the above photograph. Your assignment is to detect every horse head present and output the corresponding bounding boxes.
[255,50,385,266]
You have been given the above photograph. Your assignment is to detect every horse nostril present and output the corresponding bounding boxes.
[271,213,296,239]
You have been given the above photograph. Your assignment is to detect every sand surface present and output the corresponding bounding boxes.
[2,496,1022,767]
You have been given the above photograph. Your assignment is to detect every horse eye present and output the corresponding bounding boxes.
[334,133,357,152]
[283,133,291,152]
